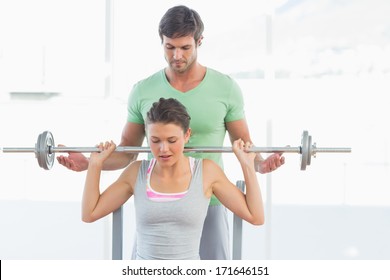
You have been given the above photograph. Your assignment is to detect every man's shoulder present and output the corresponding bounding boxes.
[204,68,241,95]
[206,67,236,83]
[134,69,164,88]
[207,67,228,78]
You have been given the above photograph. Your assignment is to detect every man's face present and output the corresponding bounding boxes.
[162,35,198,73]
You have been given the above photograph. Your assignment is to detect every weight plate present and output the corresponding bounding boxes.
[300,131,309,170]
[307,135,312,166]
[35,131,55,170]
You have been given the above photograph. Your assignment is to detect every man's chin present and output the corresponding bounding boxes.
[170,63,187,72]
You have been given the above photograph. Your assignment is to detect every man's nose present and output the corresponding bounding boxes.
[173,48,183,60]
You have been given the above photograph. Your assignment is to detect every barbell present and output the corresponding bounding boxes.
[0,130,351,171]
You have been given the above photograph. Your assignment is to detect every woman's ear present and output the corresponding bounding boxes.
[185,128,192,143]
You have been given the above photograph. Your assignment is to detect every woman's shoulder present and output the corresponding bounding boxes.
[122,160,144,175]
[201,158,220,171]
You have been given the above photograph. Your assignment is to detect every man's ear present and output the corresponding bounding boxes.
[198,36,204,46]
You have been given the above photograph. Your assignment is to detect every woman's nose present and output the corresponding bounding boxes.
[160,142,169,152]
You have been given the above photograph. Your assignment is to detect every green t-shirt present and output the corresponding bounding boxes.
[127,68,245,205]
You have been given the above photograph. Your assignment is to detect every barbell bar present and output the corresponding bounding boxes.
[0,130,351,171]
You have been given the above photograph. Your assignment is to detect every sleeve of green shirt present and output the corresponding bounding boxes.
[225,78,245,123]
[127,83,145,124]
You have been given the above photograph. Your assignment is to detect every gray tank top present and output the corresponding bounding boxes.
[134,157,210,260]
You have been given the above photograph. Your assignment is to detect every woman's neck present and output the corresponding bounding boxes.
[154,155,189,178]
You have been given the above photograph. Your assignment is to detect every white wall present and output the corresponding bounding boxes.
[1,0,389,260]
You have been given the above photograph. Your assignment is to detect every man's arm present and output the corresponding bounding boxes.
[102,122,145,170]
[225,119,285,174]
[57,122,145,171]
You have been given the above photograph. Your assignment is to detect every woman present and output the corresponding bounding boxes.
[82,97,264,260]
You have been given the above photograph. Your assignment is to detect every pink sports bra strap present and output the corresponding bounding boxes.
[146,157,195,202]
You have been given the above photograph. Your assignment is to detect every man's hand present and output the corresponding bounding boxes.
[255,153,285,174]
[57,145,89,172]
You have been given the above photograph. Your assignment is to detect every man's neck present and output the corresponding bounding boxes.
[165,63,206,93]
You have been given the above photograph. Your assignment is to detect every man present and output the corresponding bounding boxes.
[58,5,284,259]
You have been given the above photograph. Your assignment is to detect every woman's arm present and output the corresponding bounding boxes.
[82,141,138,223]
[204,139,264,225]
[226,120,285,174]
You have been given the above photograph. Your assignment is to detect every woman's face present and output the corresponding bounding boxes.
[147,122,191,166]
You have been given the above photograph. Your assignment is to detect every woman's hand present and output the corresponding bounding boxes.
[232,139,256,167]
[89,141,117,166]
